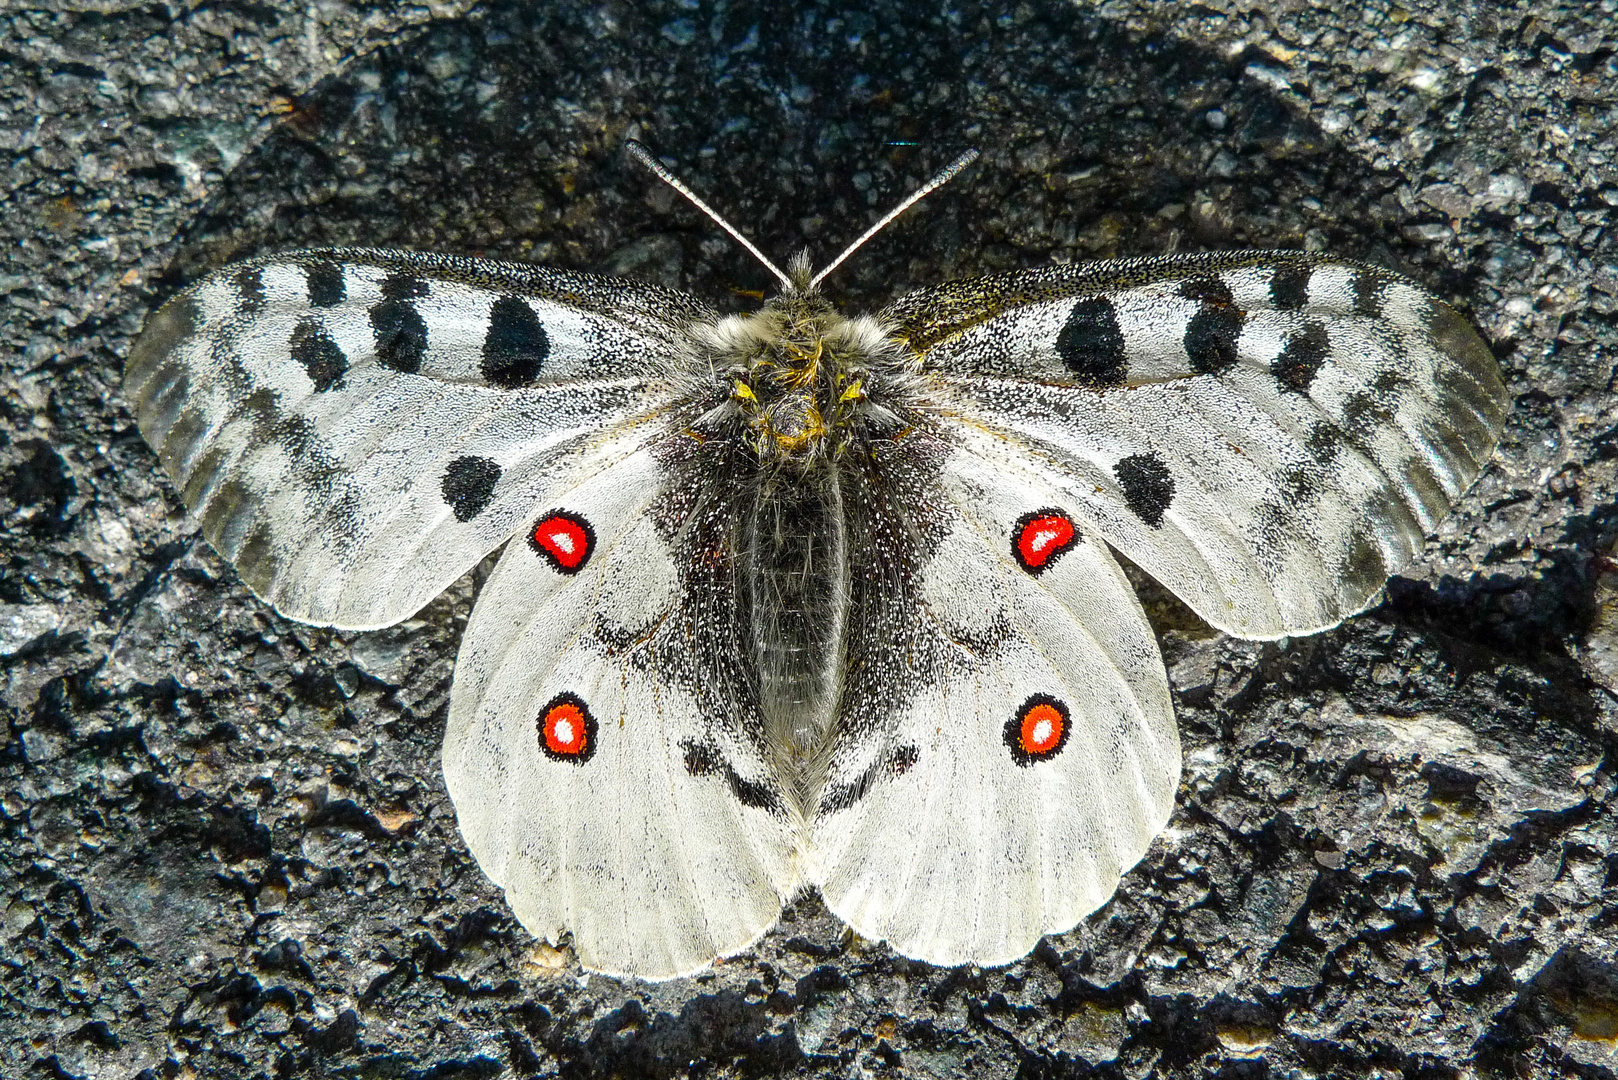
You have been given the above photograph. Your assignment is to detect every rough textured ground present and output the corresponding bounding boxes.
[3,0,1616,1076]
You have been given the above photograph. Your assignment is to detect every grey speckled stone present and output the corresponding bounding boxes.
[2,1,1615,1077]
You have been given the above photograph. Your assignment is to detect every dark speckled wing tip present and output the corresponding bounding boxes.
[124,293,199,424]
[1425,297,1511,447]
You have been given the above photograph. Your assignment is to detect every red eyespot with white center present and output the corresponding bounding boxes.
[537,692,597,763]
[529,510,595,574]
[1012,509,1078,575]
[1004,694,1070,765]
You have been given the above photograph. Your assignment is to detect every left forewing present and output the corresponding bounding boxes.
[125,248,716,630]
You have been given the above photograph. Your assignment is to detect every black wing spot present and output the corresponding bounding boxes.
[305,261,346,308]
[1185,302,1245,375]
[681,740,720,777]
[1275,460,1322,504]
[1273,321,1330,392]
[441,455,502,522]
[1178,275,1234,307]
[370,297,428,374]
[1343,525,1389,590]
[380,274,429,301]
[1352,271,1386,317]
[1342,389,1393,432]
[482,295,549,388]
[819,781,861,814]
[233,386,281,445]
[289,317,348,392]
[1115,452,1175,527]
[233,266,265,315]
[817,743,922,814]
[1306,422,1346,466]
[679,740,780,812]
[1055,297,1127,387]
[1269,264,1312,310]
[819,762,879,813]
[1341,371,1405,432]
[727,774,780,812]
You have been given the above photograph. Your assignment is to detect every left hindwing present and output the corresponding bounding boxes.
[882,251,1508,638]
[440,433,801,980]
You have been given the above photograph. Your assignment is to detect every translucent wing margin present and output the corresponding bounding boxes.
[124,248,716,630]
[883,251,1508,637]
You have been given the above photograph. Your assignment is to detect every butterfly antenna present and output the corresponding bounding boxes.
[809,148,980,290]
[627,140,793,292]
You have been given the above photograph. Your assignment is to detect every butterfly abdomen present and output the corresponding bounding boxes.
[695,292,924,792]
[740,468,847,772]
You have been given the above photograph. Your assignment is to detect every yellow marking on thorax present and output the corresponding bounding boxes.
[721,297,881,465]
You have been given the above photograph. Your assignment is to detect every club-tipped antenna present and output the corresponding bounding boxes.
[627,139,793,291]
[809,148,980,290]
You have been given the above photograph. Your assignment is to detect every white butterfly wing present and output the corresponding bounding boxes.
[440,439,802,980]
[807,427,1178,966]
[125,248,714,630]
[884,252,1508,638]
[811,251,1505,965]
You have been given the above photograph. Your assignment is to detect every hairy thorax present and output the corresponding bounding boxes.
[710,291,905,467]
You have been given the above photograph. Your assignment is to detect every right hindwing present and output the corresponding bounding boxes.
[808,419,1178,968]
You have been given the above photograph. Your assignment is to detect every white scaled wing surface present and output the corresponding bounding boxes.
[440,438,802,979]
